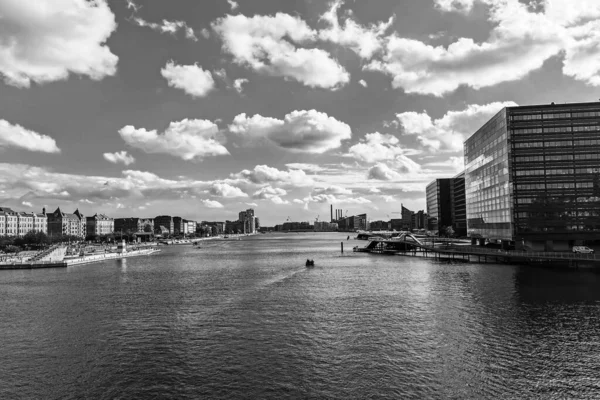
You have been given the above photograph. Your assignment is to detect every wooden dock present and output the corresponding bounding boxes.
[354,237,600,267]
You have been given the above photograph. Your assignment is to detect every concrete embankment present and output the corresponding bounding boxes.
[0,248,160,270]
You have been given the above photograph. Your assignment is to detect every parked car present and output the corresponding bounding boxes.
[572,246,594,254]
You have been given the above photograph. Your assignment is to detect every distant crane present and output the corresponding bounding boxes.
[286,216,291,222]
[315,214,319,222]
[345,210,348,218]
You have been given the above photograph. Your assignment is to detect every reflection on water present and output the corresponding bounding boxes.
[0,232,599,399]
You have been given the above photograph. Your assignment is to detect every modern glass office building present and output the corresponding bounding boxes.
[426,172,466,236]
[465,101,600,250]
[426,178,451,235]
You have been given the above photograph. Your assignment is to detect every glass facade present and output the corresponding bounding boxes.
[426,179,452,235]
[464,109,512,240]
[450,171,467,237]
[510,102,600,241]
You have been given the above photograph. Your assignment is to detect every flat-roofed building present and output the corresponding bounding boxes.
[465,101,600,250]
[154,215,174,234]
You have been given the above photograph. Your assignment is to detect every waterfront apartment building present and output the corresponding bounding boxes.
[114,218,143,234]
[86,214,114,237]
[368,220,389,231]
[314,221,339,232]
[17,212,34,236]
[47,208,86,238]
[33,212,47,234]
[154,215,174,234]
[238,209,256,234]
[465,101,600,251]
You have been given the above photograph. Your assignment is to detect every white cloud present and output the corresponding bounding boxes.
[119,119,230,161]
[245,202,258,207]
[103,151,135,166]
[284,163,325,172]
[253,186,289,204]
[229,109,351,153]
[313,185,353,195]
[232,165,315,187]
[397,101,517,151]
[304,193,371,205]
[0,120,61,153]
[227,0,238,10]
[293,199,305,205]
[125,0,140,12]
[233,78,248,94]
[346,132,418,163]
[209,182,248,198]
[201,28,210,39]
[368,163,403,181]
[369,187,381,193]
[370,0,600,95]
[22,201,33,208]
[212,13,349,89]
[434,0,475,13]
[202,199,224,208]
[358,79,368,87]
[0,0,118,88]
[319,0,394,59]
[133,17,198,41]
[161,61,215,98]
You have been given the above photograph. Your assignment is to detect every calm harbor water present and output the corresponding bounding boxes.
[1,232,600,399]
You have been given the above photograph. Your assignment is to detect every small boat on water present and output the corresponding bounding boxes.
[305,259,315,267]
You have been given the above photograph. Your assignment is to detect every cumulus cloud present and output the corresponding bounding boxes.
[346,132,419,164]
[22,201,33,208]
[368,163,404,181]
[227,0,238,10]
[161,61,215,98]
[0,0,118,88]
[368,0,600,95]
[0,163,240,208]
[212,13,349,89]
[132,17,197,41]
[202,199,224,208]
[0,120,61,153]
[229,109,351,153]
[232,165,315,187]
[358,79,368,87]
[397,101,517,151]
[119,119,230,161]
[209,182,248,198]
[103,151,135,166]
[201,28,210,39]
[233,78,248,94]
[253,186,289,204]
[319,0,394,59]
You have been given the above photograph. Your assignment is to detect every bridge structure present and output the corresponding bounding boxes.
[354,236,600,267]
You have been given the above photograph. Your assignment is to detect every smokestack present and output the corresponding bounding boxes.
[42,207,45,215]
[331,205,333,222]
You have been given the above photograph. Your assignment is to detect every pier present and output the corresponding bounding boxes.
[354,235,600,267]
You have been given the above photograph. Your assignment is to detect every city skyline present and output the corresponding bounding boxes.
[2,1,600,224]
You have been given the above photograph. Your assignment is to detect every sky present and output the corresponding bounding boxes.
[1,0,600,225]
